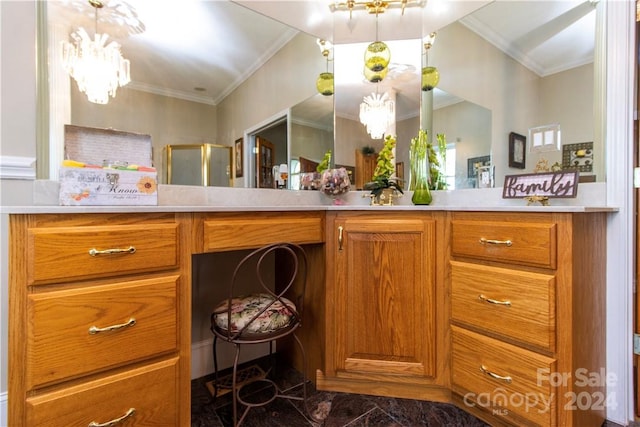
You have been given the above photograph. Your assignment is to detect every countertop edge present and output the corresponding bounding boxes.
[0,180,618,214]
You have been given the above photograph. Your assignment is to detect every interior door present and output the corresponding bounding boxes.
[256,136,275,188]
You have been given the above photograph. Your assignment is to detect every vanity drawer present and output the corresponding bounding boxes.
[452,326,556,427]
[28,223,179,284]
[202,212,324,252]
[451,261,556,351]
[451,220,557,269]
[26,357,178,427]
[27,276,178,388]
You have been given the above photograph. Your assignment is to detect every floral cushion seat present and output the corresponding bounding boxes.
[212,293,297,336]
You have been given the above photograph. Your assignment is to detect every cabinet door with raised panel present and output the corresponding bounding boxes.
[329,212,436,381]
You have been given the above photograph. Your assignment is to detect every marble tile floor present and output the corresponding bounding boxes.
[191,356,490,427]
[191,357,632,427]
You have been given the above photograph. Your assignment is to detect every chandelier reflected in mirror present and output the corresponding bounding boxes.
[61,0,131,104]
[359,91,395,139]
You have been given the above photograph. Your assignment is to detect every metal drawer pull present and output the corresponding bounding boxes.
[338,226,344,251]
[89,246,136,257]
[478,294,511,307]
[88,408,136,427]
[89,318,136,335]
[480,365,512,384]
[479,238,512,247]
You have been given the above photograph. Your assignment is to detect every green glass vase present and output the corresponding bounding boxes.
[410,132,432,205]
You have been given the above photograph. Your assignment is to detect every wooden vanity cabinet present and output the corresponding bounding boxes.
[448,211,607,427]
[9,213,192,427]
[317,211,451,401]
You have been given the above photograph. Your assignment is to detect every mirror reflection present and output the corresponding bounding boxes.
[290,94,334,190]
[424,0,598,187]
[42,0,600,192]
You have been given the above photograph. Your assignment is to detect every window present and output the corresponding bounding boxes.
[445,144,456,190]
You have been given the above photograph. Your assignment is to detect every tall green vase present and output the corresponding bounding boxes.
[410,130,432,205]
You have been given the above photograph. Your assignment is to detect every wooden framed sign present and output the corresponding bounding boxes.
[502,171,579,199]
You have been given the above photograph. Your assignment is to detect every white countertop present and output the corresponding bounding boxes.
[0,180,618,214]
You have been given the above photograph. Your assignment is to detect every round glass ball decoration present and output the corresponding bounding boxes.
[363,66,388,83]
[421,66,440,91]
[364,41,390,72]
[316,72,334,96]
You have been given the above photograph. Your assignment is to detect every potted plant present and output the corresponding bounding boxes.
[364,135,404,205]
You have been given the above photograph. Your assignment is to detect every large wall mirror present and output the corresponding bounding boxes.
[330,0,600,190]
[40,0,602,192]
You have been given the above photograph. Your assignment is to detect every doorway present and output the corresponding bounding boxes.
[246,114,289,189]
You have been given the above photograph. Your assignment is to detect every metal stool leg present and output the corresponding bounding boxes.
[212,336,219,399]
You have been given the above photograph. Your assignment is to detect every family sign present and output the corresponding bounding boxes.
[502,171,579,199]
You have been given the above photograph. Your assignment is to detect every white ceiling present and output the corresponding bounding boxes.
[48,0,597,116]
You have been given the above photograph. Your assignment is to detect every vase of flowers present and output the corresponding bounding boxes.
[364,135,403,206]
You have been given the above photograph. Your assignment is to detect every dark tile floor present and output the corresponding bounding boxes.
[191,357,490,427]
[191,356,632,427]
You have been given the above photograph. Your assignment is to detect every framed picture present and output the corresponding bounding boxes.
[234,137,243,178]
[508,132,526,169]
[562,141,594,173]
[467,155,491,179]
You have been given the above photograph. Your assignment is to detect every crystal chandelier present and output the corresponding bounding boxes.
[61,0,131,105]
[359,91,395,139]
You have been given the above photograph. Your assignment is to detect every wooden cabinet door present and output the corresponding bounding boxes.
[354,150,377,190]
[256,136,275,188]
[329,213,436,380]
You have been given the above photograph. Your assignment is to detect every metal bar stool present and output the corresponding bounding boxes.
[210,243,309,426]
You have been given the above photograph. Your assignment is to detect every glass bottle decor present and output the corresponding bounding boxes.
[410,129,432,205]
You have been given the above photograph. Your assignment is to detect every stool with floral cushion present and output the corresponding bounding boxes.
[210,243,309,426]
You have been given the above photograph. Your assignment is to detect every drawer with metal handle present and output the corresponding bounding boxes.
[451,261,556,352]
[26,276,178,388]
[28,223,179,284]
[451,219,557,269]
[451,326,556,427]
[26,358,179,427]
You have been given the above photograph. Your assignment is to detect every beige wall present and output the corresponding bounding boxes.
[217,32,323,185]
[430,22,594,186]
[433,100,492,189]
[433,22,540,186]
[290,123,333,164]
[71,87,218,183]
[532,63,596,177]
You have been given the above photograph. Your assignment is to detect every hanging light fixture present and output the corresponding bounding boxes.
[316,39,334,96]
[421,32,439,91]
[61,0,131,104]
[359,91,395,139]
[330,0,425,16]
[363,13,390,82]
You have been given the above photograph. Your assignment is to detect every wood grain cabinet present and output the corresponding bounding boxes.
[448,212,607,427]
[9,213,192,427]
[317,211,451,401]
